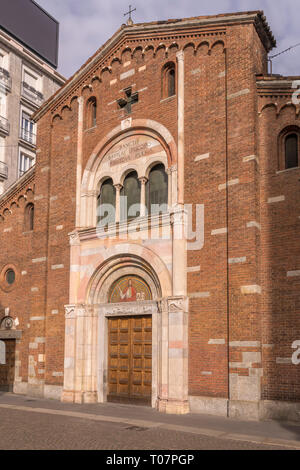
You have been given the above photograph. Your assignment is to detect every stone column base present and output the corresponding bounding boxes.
[157,398,190,415]
[61,390,98,404]
[61,390,76,403]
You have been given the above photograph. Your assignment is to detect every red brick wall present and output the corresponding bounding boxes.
[1,15,299,404]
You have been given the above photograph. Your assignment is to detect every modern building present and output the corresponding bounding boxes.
[0,10,299,422]
[0,0,65,195]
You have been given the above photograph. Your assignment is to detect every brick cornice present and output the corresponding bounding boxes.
[33,11,275,123]
[0,166,35,211]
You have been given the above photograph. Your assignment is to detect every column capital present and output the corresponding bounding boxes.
[176,50,184,62]
[69,231,80,246]
[113,183,123,191]
[138,176,148,184]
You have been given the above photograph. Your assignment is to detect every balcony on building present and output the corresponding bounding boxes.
[0,116,10,136]
[19,127,36,146]
[0,161,8,180]
[21,81,44,107]
[0,67,12,93]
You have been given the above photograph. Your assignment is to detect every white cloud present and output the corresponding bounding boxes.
[37,0,300,77]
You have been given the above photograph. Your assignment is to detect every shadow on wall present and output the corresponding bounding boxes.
[263,134,300,426]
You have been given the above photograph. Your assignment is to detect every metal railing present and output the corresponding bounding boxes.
[0,161,8,180]
[0,116,9,135]
[0,67,11,92]
[20,127,36,145]
[21,81,44,107]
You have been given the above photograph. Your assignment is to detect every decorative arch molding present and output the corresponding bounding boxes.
[259,101,300,117]
[85,245,172,304]
[80,119,177,227]
[44,34,226,120]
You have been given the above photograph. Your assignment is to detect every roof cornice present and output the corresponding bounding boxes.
[0,166,35,209]
[33,11,276,122]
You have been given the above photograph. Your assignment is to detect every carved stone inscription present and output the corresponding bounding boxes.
[103,135,164,168]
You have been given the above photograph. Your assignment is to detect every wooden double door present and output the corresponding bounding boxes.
[107,315,152,404]
[0,339,16,392]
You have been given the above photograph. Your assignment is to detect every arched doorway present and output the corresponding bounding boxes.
[106,275,153,404]
[90,255,162,407]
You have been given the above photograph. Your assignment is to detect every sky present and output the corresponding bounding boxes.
[37,0,300,79]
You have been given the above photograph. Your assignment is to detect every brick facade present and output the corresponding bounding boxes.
[0,11,299,420]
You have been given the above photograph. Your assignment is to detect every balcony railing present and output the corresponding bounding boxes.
[0,67,11,92]
[21,81,44,107]
[20,127,36,146]
[0,116,9,135]
[0,161,8,180]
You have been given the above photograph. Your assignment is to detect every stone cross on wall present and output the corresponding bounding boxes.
[117,87,138,114]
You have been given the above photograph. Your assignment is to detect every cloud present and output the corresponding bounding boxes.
[37,0,300,77]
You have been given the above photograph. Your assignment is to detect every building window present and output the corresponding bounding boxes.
[22,66,43,106]
[86,97,97,129]
[285,133,298,169]
[24,70,38,89]
[146,164,168,214]
[121,171,141,221]
[20,111,36,145]
[97,178,115,226]
[25,203,34,231]
[5,269,15,285]
[19,151,34,177]
[162,62,176,99]
[279,127,300,170]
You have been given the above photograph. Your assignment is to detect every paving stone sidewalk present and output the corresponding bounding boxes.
[0,392,299,450]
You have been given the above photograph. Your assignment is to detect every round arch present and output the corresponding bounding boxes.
[85,244,172,304]
[80,119,177,227]
[82,119,177,193]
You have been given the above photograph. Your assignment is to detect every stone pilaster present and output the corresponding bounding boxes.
[157,296,189,414]
[61,304,98,404]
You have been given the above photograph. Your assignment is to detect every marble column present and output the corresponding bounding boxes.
[139,177,148,217]
[114,184,123,223]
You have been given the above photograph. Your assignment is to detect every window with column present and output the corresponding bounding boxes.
[146,164,168,214]
[120,171,141,221]
[97,178,116,226]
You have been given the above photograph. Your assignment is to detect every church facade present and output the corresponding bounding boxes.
[0,11,300,421]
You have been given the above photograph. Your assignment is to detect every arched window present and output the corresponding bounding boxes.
[86,97,97,129]
[120,171,141,221]
[162,62,176,99]
[285,133,298,169]
[146,164,168,214]
[25,203,34,231]
[279,127,300,170]
[97,178,116,226]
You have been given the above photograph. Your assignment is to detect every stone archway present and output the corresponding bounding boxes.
[92,260,162,407]
[62,249,189,413]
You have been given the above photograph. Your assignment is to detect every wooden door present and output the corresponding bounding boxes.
[107,315,152,404]
[0,340,16,392]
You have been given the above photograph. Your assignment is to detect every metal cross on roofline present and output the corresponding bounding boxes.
[124,5,136,25]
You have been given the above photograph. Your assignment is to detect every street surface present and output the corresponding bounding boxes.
[0,393,299,450]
